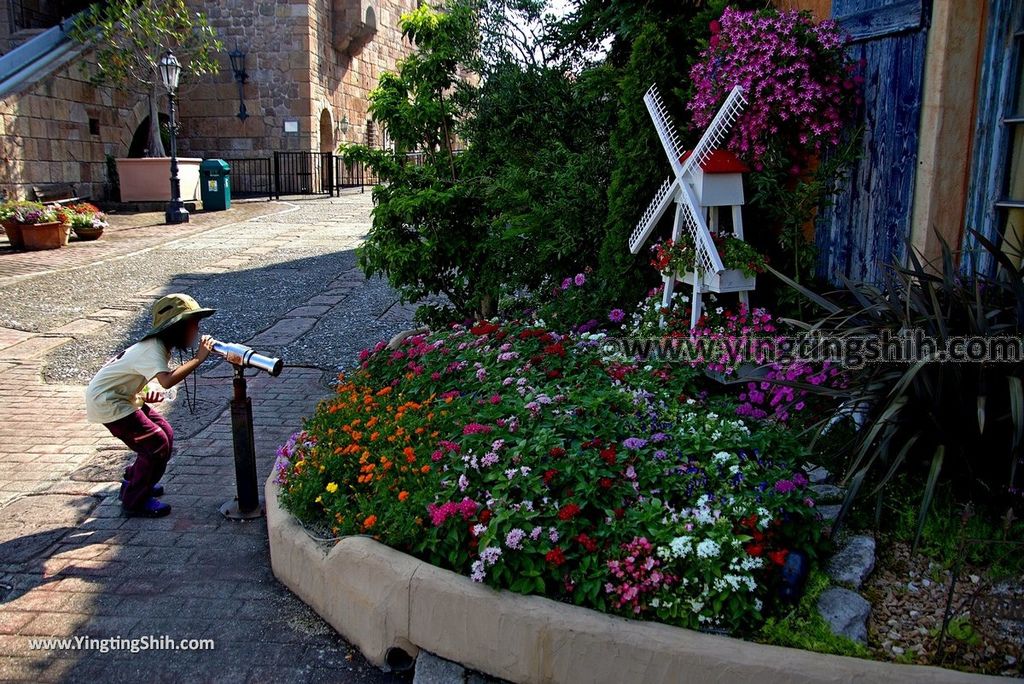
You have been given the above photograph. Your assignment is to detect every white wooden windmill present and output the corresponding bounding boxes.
[628,84,754,329]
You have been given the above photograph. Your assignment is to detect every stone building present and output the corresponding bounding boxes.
[0,0,416,200]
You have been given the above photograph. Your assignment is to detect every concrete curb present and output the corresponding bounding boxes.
[265,476,1002,684]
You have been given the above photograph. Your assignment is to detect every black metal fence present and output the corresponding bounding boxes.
[227,158,273,199]
[219,151,400,201]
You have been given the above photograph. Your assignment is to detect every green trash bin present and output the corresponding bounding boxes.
[199,159,231,211]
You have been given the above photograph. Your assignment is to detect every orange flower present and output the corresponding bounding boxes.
[376,386,393,396]
[363,514,377,529]
[420,465,431,474]
[398,491,409,502]
[403,447,416,463]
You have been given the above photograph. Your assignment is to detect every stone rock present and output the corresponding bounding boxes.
[414,651,466,684]
[817,504,842,522]
[827,535,876,588]
[809,483,844,502]
[804,464,830,484]
[817,587,871,644]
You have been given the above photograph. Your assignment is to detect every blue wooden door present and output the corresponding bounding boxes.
[814,0,929,284]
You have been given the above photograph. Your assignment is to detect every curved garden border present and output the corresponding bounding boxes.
[266,475,1003,684]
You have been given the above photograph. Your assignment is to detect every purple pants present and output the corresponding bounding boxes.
[104,404,173,509]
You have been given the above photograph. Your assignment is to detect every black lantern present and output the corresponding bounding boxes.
[158,50,188,225]
[229,43,249,122]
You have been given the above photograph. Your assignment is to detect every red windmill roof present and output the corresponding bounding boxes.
[679,149,749,174]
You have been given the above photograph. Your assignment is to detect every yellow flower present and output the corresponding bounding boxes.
[315,495,323,504]
[325,482,339,493]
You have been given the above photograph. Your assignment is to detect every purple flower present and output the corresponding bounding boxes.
[505,528,526,550]
[574,273,586,287]
[561,277,572,290]
[609,308,625,323]
[774,479,796,494]
[622,437,648,451]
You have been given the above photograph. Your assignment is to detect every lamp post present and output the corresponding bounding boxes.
[228,43,249,122]
[158,50,189,225]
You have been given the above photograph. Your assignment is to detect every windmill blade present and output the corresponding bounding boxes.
[643,86,686,178]
[680,85,747,177]
[679,181,725,274]
[629,177,678,254]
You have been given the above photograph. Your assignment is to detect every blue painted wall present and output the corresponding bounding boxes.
[815,0,929,284]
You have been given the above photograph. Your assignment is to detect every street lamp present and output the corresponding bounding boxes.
[228,43,249,122]
[158,50,189,225]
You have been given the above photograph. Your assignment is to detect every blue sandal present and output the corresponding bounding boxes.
[123,497,171,518]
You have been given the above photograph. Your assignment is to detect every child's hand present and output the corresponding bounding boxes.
[144,391,164,403]
[196,335,215,362]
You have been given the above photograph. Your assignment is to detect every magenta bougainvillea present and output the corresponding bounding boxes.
[688,8,861,167]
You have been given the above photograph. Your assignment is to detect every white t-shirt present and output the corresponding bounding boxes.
[86,338,171,424]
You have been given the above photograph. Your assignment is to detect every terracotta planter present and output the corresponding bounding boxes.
[72,225,104,241]
[1,219,24,249]
[116,157,202,202]
[20,222,69,250]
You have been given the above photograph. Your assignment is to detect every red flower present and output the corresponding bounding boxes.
[470,321,499,336]
[598,477,613,490]
[613,507,625,519]
[546,369,562,379]
[739,514,758,530]
[581,438,603,449]
[576,533,598,552]
[543,469,558,485]
[478,509,492,524]
[768,549,789,566]
[545,547,566,566]
[549,447,566,458]
[745,544,764,557]
[543,342,566,358]
[600,447,617,466]
[557,503,581,520]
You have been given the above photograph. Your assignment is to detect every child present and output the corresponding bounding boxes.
[86,294,215,517]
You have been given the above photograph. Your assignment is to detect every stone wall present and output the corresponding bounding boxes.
[177,0,415,162]
[0,50,147,201]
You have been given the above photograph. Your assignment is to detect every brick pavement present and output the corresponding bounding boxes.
[0,195,412,683]
[0,201,280,287]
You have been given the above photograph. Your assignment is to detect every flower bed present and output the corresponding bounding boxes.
[277,321,826,634]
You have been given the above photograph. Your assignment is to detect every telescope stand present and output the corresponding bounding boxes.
[220,364,264,520]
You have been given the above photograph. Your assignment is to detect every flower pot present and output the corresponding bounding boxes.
[72,225,104,241]
[20,222,69,250]
[115,157,202,202]
[1,219,25,249]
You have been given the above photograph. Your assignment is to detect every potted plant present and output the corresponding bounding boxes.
[0,200,37,250]
[14,204,67,251]
[69,0,221,202]
[61,203,108,241]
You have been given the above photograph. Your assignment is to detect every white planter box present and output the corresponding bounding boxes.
[681,268,756,293]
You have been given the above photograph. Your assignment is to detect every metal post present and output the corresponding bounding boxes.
[165,90,190,225]
[220,365,263,520]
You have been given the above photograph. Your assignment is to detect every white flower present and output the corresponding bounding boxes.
[712,451,731,464]
[695,539,720,559]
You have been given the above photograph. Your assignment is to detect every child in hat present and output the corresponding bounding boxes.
[86,294,215,517]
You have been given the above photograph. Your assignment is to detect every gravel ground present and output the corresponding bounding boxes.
[0,195,417,386]
[864,541,1023,676]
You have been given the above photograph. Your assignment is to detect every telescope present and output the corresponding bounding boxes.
[211,340,283,377]
[210,339,284,521]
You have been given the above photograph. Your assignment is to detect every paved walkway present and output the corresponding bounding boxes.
[0,195,417,682]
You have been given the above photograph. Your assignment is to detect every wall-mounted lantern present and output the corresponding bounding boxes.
[228,43,249,122]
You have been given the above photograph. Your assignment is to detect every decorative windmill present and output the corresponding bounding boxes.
[628,84,753,329]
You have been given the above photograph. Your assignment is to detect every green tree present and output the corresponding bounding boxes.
[343,3,489,321]
[70,0,221,158]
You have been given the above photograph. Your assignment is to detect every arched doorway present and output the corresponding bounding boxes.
[319,109,334,153]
